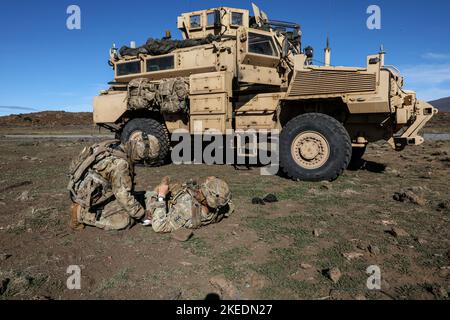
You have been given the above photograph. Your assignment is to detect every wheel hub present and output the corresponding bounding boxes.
[291,131,330,170]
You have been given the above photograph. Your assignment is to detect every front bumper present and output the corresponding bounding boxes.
[388,100,438,151]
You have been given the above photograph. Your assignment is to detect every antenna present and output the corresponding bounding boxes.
[321,0,332,66]
[379,44,386,65]
[324,35,331,66]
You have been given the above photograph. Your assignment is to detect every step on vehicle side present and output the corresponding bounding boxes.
[93,3,438,181]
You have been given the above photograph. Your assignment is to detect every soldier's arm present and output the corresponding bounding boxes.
[110,159,145,219]
[151,206,177,233]
[145,191,173,233]
[225,200,235,217]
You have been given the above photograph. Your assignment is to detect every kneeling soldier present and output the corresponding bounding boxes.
[67,134,160,231]
[146,176,234,233]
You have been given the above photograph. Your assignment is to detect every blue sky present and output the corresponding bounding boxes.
[0,0,449,116]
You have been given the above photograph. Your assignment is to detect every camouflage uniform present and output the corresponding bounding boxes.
[69,136,160,231]
[146,179,233,233]
[76,155,145,230]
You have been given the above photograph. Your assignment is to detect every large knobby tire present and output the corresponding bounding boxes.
[121,118,170,166]
[280,113,352,182]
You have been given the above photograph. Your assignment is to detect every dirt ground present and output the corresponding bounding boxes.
[0,115,449,300]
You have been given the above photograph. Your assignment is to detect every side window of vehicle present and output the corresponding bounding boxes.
[207,12,215,27]
[116,61,141,76]
[190,15,201,29]
[248,32,277,56]
[146,56,175,72]
[231,12,243,26]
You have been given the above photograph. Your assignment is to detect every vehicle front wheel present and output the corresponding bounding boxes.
[280,113,352,182]
[121,118,170,166]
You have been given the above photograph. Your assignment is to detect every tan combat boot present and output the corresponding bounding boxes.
[69,203,85,231]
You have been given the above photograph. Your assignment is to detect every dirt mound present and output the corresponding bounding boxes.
[0,111,92,128]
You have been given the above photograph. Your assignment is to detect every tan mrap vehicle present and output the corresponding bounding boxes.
[93,3,438,182]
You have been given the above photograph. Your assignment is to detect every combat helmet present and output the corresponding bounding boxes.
[200,177,231,209]
[126,132,160,163]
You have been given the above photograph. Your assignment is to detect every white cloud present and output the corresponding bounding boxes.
[400,60,450,100]
[0,106,37,111]
[402,64,450,86]
[421,52,450,61]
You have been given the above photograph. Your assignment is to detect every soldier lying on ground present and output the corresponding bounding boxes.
[145,176,234,233]
[67,134,160,231]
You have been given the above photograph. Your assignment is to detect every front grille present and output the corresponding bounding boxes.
[289,70,376,96]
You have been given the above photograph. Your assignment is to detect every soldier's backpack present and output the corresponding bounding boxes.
[127,78,158,111]
[166,179,225,228]
[156,77,189,114]
[67,140,131,208]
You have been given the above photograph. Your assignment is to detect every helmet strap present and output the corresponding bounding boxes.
[141,131,151,163]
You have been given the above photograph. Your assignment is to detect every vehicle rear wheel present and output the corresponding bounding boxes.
[280,113,352,181]
[121,118,170,166]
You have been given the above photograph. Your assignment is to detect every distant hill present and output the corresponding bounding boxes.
[0,111,92,128]
[429,97,450,112]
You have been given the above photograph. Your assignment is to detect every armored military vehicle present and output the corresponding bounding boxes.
[93,3,437,181]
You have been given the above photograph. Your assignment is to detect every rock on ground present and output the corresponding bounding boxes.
[388,227,409,238]
[368,245,381,255]
[16,191,32,202]
[393,188,427,206]
[209,276,239,300]
[342,252,364,261]
[324,267,342,283]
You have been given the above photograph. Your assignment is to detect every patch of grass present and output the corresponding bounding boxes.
[245,216,314,247]
[251,246,324,299]
[7,224,27,235]
[394,283,427,300]
[25,207,61,230]
[214,232,225,242]
[255,260,292,287]
[0,272,48,298]
[232,184,265,199]
[97,268,132,293]
[277,183,310,201]
[254,248,303,283]
[182,237,211,257]
[330,273,366,292]
[58,237,73,247]
[259,286,282,299]
[287,280,322,299]
[316,242,354,269]
[383,254,412,275]
[415,245,449,269]
[220,247,252,261]
[210,247,253,280]
[27,274,49,290]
